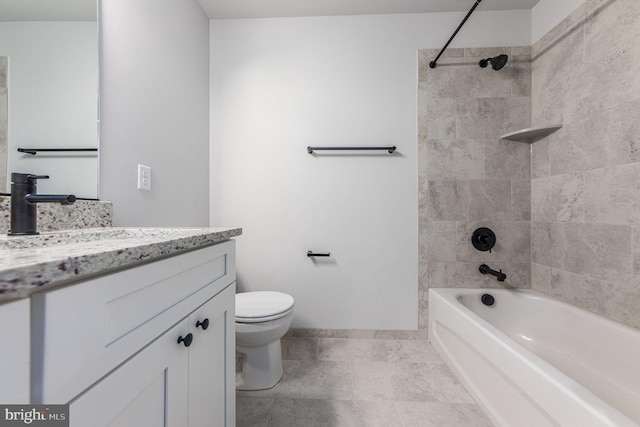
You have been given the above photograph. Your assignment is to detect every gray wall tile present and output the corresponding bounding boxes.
[427,262,449,288]
[428,262,486,289]
[423,140,452,179]
[530,177,553,222]
[531,137,550,179]
[511,179,531,221]
[531,26,584,125]
[531,173,584,223]
[0,57,6,86]
[417,83,429,141]
[585,164,640,224]
[548,120,608,176]
[426,98,456,139]
[425,139,484,180]
[511,46,532,56]
[464,47,511,58]
[452,140,485,180]
[418,50,430,83]
[531,221,555,268]
[632,225,640,287]
[467,180,512,221]
[427,180,466,221]
[485,138,531,180]
[511,56,532,97]
[456,97,531,140]
[427,180,512,222]
[531,262,551,293]
[427,221,457,262]
[548,268,640,329]
[600,99,640,167]
[556,223,632,284]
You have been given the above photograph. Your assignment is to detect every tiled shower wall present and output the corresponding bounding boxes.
[0,56,7,192]
[531,0,640,329]
[418,46,533,324]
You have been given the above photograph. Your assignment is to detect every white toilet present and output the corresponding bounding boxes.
[235,291,294,390]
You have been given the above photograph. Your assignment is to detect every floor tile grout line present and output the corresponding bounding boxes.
[239,336,495,426]
[348,359,357,401]
[263,398,274,427]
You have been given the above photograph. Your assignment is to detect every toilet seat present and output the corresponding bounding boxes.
[236,291,294,323]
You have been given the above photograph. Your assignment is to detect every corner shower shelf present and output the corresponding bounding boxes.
[500,124,562,143]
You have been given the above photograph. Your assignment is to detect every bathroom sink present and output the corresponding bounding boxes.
[0,227,204,250]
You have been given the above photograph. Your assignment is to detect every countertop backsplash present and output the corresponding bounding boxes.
[0,196,113,232]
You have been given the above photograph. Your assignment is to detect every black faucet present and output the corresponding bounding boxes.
[8,173,76,236]
[479,264,507,282]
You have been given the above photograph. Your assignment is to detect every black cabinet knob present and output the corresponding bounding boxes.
[196,318,209,330]
[177,333,193,347]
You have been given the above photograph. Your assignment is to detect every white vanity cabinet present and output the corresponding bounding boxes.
[30,240,236,427]
[69,286,235,427]
[0,298,30,404]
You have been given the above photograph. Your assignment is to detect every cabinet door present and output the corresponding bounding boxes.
[0,299,30,404]
[188,284,235,427]
[69,319,191,427]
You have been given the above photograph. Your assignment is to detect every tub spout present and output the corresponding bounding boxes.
[479,264,507,282]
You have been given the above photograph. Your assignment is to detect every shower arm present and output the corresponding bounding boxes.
[429,0,482,69]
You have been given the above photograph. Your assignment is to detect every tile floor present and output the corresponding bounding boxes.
[236,337,494,427]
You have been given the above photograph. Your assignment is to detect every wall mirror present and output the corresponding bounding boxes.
[0,0,98,199]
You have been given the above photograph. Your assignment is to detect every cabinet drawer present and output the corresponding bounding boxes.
[32,240,235,403]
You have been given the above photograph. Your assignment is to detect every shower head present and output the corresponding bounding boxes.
[479,54,509,71]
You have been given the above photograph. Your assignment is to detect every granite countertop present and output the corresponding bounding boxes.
[0,227,242,301]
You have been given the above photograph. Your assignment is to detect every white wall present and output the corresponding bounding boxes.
[210,11,531,330]
[0,22,97,198]
[99,0,210,226]
[531,0,588,43]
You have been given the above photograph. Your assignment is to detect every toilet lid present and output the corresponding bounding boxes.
[236,291,294,321]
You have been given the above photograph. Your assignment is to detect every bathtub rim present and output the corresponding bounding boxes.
[428,287,640,427]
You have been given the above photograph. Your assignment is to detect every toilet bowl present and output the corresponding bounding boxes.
[235,291,294,391]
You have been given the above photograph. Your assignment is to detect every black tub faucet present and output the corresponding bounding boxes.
[479,264,507,282]
[8,173,76,236]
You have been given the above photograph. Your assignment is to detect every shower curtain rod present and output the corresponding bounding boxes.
[429,0,482,69]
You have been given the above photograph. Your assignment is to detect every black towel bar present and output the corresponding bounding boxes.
[18,148,98,155]
[307,146,396,154]
[307,251,331,257]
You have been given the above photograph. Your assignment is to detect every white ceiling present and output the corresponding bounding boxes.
[0,0,541,22]
[0,0,95,22]
[199,0,542,20]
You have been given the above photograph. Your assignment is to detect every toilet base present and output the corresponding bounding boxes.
[236,339,284,390]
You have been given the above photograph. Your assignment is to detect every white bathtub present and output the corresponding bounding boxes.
[428,288,640,427]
